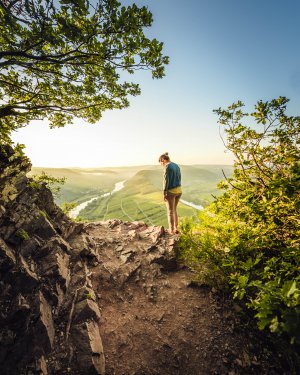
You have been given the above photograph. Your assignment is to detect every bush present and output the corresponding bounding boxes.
[180,97,300,344]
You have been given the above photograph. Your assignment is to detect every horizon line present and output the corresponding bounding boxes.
[31,163,234,169]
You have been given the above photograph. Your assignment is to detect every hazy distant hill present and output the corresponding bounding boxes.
[180,165,233,206]
[29,166,149,205]
[29,164,233,226]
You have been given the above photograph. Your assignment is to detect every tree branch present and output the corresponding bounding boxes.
[222,169,243,191]
[0,0,31,25]
[0,101,111,118]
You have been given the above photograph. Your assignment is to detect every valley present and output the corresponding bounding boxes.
[29,165,233,227]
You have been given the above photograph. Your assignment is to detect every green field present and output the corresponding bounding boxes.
[29,166,147,205]
[29,164,232,226]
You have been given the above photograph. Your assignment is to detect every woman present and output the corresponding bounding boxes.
[159,152,182,234]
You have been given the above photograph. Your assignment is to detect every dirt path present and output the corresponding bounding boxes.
[84,220,288,375]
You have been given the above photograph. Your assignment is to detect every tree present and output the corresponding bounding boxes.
[0,0,169,143]
[180,97,300,344]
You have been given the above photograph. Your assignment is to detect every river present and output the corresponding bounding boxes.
[69,180,126,218]
[180,199,204,210]
[69,181,203,219]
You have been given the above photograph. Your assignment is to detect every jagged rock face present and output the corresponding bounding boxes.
[0,145,181,374]
[0,144,105,374]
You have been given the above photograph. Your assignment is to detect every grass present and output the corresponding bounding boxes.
[78,178,198,226]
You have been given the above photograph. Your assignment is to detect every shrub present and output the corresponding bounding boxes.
[180,97,300,344]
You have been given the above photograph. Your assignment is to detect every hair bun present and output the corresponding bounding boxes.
[164,152,169,156]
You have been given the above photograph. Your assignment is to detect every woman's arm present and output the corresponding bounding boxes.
[163,166,169,200]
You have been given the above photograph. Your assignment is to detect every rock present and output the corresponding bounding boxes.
[0,224,15,243]
[120,249,135,263]
[8,294,31,331]
[18,255,39,289]
[35,239,60,259]
[107,219,122,228]
[1,183,18,203]
[19,236,43,257]
[0,204,6,220]
[130,221,147,230]
[36,355,48,375]
[150,250,178,272]
[72,321,105,375]
[49,236,72,255]
[77,287,97,303]
[115,245,124,252]
[55,282,65,309]
[56,252,71,289]
[6,226,32,246]
[73,299,101,323]
[151,226,165,242]
[127,229,138,239]
[69,234,98,261]
[80,246,99,262]
[38,248,70,290]
[29,215,57,240]
[118,264,141,285]
[73,261,84,273]
[65,222,84,240]
[142,225,165,243]
[35,292,55,351]
[13,175,28,195]
[0,238,16,271]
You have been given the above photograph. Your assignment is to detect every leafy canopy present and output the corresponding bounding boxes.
[180,97,300,344]
[0,0,169,142]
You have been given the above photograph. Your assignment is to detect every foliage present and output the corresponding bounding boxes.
[60,201,77,215]
[86,291,95,300]
[0,0,168,143]
[30,171,66,197]
[16,228,30,240]
[180,97,300,344]
[28,180,42,190]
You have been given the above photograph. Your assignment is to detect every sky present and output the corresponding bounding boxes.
[11,0,300,168]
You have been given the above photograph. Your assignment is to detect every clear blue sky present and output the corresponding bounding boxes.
[11,0,300,167]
